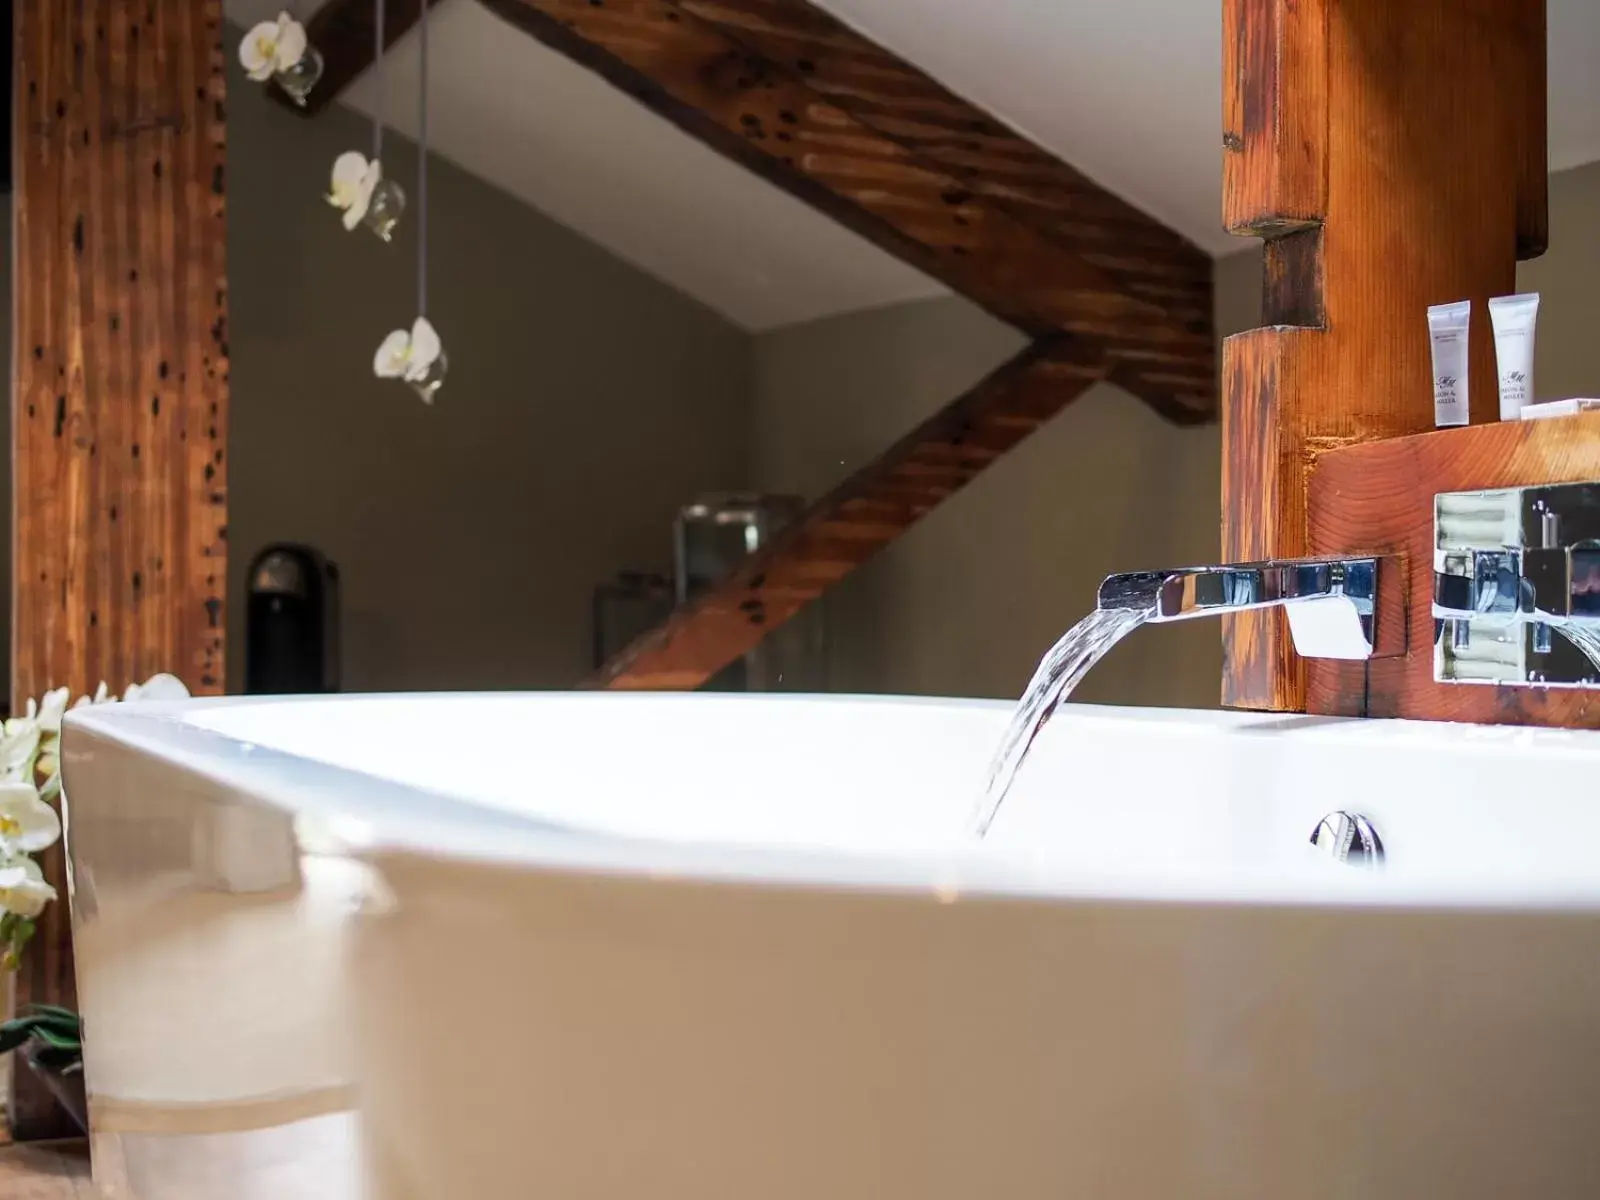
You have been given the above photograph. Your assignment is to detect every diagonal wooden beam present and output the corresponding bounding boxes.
[270,0,449,117]
[590,338,1109,689]
[479,0,1215,424]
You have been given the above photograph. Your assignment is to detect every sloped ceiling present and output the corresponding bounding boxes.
[226,0,1600,330]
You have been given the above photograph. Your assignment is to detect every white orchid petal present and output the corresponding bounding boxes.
[0,853,56,917]
[0,853,43,887]
[36,687,70,734]
[274,15,309,71]
[330,151,369,195]
[2,882,57,918]
[0,724,40,780]
[240,21,279,78]
[343,201,365,231]
[409,318,442,370]
[0,785,60,854]
[134,674,191,703]
[374,330,412,379]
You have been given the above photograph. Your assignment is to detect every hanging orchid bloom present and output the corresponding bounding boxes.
[239,11,309,82]
[374,317,448,402]
[328,152,384,231]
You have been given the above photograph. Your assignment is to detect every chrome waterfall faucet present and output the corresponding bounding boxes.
[1434,481,1600,688]
[1097,556,1404,662]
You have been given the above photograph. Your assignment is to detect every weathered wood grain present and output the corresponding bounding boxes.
[480,0,1215,423]
[1219,0,1546,711]
[268,0,450,118]
[672,0,1213,322]
[1222,0,1327,237]
[1308,415,1600,726]
[591,339,1107,689]
[14,0,229,1136]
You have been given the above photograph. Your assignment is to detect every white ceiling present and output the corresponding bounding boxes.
[228,0,1600,330]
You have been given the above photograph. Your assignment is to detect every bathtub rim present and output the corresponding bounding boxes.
[60,691,1600,916]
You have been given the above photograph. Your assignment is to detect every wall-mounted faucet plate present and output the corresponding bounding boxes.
[1434,481,1600,688]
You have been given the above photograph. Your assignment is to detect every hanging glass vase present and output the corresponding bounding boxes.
[274,44,326,107]
[407,350,448,404]
[362,179,407,242]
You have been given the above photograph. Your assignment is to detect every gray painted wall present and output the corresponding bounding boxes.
[748,287,1233,709]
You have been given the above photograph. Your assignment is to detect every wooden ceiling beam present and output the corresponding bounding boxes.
[479,0,1216,424]
[589,338,1108,688]
[673,0,1214,331]
[269,0,449,117]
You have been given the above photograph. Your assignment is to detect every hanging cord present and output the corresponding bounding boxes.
[372,0,385,162]
[416,0,429,318]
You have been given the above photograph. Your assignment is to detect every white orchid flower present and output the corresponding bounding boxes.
[34,687,70,736]
[0,721,40,785]
[124,674,191,705]
[239,11,308,82]
[0,854,57,919]
[374,317,444,385]
[328,152,383,231]
[71,681,111,711]
[0,784,60,856]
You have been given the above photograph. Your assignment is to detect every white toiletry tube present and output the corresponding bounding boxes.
[1427,300,1471,428]
[1489,293,1540,421]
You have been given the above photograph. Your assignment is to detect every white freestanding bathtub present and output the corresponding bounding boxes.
[61,693,1600,1199]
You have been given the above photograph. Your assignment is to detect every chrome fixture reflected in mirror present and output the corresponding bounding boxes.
[1309,812,1385,868]
[1098,555,1404,661]
[674,493,827,692]
[1434,481,1600,688]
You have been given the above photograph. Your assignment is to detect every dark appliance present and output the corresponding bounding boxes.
[245,544,341,694]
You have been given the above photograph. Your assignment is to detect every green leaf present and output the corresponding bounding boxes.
[23,1004,81,1025]
[30,1024,80,1052]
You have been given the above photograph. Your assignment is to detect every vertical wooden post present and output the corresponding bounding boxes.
[12,0,228,1137]
[1220,0,1547,711]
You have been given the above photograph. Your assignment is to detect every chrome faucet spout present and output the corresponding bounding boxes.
[1097,556,1401,662]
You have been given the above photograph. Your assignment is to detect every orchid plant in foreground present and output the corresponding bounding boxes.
[0,674,190,970]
